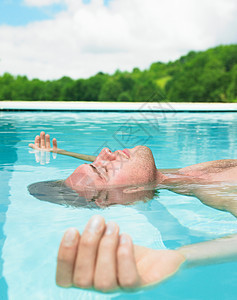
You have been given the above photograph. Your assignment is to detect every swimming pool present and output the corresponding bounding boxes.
[1,111,237,300]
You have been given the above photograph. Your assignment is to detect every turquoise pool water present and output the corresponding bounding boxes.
[0,111,237,300]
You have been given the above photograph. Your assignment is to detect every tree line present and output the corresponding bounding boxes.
[0,44,236,102]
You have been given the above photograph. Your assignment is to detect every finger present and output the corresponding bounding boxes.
[94,221,119,291]
[28,143,35,149]
[53,138,58,152]
[56,228,80,287]
[73,215,105,289]
[117,234,140,289]
[40,131,46,149]
[45,134,51,149]
[35,135,40,148]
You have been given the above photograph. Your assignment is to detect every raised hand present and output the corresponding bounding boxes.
[28,131,59,165]
[56,216,185,291]
[29,132,96,163]
[29,131,58,152]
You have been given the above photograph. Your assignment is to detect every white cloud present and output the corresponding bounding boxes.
[23,0,63,7]
[0,0,237,80]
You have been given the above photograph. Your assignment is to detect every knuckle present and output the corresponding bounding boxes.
[117,246,130,259]
[100,236,115,249]
[80,235,96,248]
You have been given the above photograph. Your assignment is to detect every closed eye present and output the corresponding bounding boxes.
[89,164,108,181]
[90,164,108,172]
[89,164,106,179]
[89,164,100,175]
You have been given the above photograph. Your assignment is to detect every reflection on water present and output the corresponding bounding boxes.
[28,176,237,250]
[1,112,237,300]
[28,180,157,209]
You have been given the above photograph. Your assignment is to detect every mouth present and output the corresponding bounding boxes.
[122,149,130,158]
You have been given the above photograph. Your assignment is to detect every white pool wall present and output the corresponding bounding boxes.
[1,101,237,111]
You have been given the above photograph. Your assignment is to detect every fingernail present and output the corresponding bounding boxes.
[105,221,116,235]
[120,234,130,245]
[87,215,103,234]
[63,228,77,247]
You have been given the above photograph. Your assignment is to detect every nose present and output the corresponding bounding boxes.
[94,148,116,166]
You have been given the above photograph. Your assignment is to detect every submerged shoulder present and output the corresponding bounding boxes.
[179,159,237,174]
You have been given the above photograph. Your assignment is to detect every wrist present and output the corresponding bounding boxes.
[173,249,187,266]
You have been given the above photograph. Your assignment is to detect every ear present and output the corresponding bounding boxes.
[123,186,145,194]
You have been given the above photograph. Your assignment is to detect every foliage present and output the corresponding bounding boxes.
[166,45,237,102]
[0,44,237,102]
[117,91,132,102]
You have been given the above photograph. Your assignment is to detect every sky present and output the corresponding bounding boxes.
[0,0,237,80]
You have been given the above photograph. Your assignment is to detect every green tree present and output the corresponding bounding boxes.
[227,64,237,100]
[117,91,132,101]
[58,77,75,101]
[69,79,86,101]
[1,44,237,102]
[99,79,123,101]
[12,75,31,100]
[117,73,135,92]
[133,80,164,102]
[28,79,46,100]
[0,73,14,100]
[82,73,108,101]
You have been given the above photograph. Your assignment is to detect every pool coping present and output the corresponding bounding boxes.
[0,101,237,112]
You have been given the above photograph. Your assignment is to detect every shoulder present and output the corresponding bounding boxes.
[179,159,237,174]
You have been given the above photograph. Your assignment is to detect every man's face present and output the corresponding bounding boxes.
[65,146,157,191]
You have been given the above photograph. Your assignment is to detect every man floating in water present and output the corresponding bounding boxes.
[29,132,237,291]
[29,132,237,215]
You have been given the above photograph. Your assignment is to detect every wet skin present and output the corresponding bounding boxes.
[63,143,237,216]
[29,131,237,216]
[65,145,158,191]
[29,132,237,292]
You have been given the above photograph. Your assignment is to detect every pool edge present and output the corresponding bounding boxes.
[0,101,237,112]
